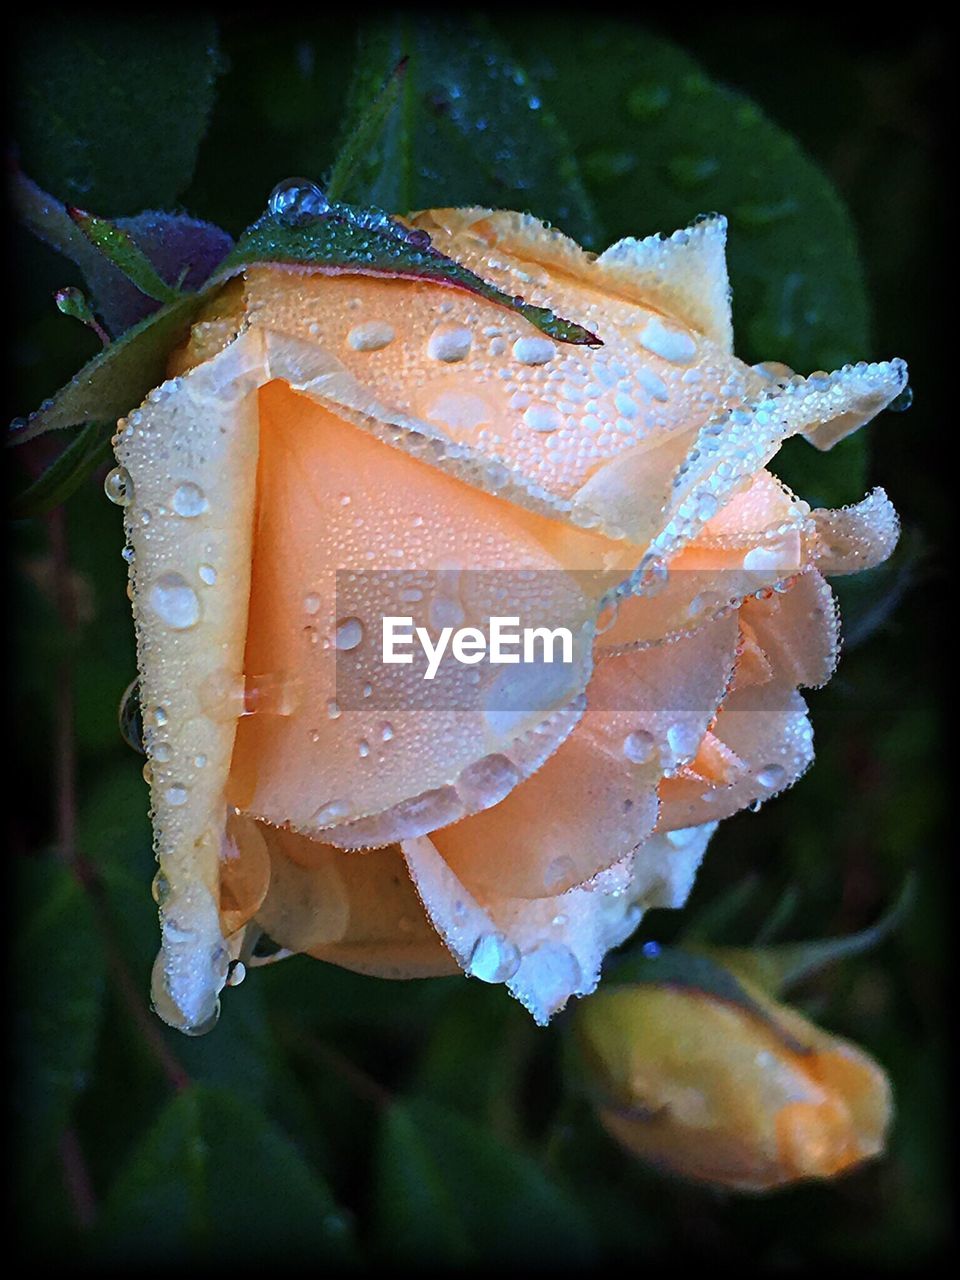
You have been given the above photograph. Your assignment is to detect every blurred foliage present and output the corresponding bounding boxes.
[9,12,948,1268]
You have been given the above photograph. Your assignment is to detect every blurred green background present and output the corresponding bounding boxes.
[9,12,948,1266]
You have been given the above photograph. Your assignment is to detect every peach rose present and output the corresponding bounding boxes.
[110,205,905,1033]
[574,957,892,1190]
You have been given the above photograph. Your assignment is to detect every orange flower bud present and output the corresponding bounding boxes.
[575,964,892,1191]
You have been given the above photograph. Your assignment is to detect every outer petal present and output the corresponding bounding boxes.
[402,819,718,1025]
[428,611,739,899]
[251,824,458,979]
[811,487,900,574]
[115,328,267,1031]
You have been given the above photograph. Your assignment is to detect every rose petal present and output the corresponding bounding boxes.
[253,825,457,978]
[413,207,734,349]
[658,679,814,831]
[402,835,637,1024]
[227,379,600,843]
[811,488,900,574]
[738,570,840,690]
[115,327,266,1030]
[429,611,738,899]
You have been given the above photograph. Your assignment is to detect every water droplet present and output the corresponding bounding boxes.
[348,321,395,352]
[641,940,661,958]
[666,723,702,761]
[149,573,200,630]
[888,384,913,413]
[171,482,208,518]
[427,325,473,362]
[468,932,521,983]
[358,739,370,758]
[523,403,562,433]
[153,741,172,763]
[512,336,555,365]
[380,722,395,742]
[118,679,144,753]
[757,763,786,789]
[326,698,342,720]
[623,729,655,764]
[268,176,330,221]
[151,870,170,906]
[304,593,321,615]
[165,783,189,806]
[636,553,669,596]
[226,960,247,987]
[334,616,364,650]
[104,466,133,506]
[637,316,697,364]
[199,564,217,585]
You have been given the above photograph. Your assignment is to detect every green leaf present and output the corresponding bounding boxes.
[68,209,182,305]
[97,1085,354,1261]
[15,857,106,1181]
[326,55,409,203]
[8,292,203,445]
[504,19,870,372]
[710,874,917,996]
[332,16,597,244]
[376,1097,596,1265]
[226,203,601,345]
[10,422,113,518]
[14,16,222,215]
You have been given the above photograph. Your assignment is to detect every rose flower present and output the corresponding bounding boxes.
[110,205,905,1033]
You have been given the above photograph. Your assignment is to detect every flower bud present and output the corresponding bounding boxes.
[574,957,891,1191]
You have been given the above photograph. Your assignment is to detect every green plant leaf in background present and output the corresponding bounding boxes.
[376,1097,596,1265]
[96,1085,354,1261]
[15,858,106,1185]
[15,17,222,216]
[332,16,597,244]
[498,18,876,507]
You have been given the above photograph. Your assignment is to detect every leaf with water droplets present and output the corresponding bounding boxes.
[7,292,203,445]
[503,20,871,378]
[224,201,601,346]
[330,15,597,245]
[12,170,234,338]
[67,208,182,306]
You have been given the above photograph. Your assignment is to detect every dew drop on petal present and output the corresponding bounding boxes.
[348,321,395,352]
[757,763,786,789]
[523,403,563,433]
[149,573,200,630]
[512,336,556,365]
[334,616,364,650]
[427,325,473,362]
[165,783,189,806]
[172,482,209,518]
[468,932,521,983]
[623,729,655,764]
[104,466,133,506]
